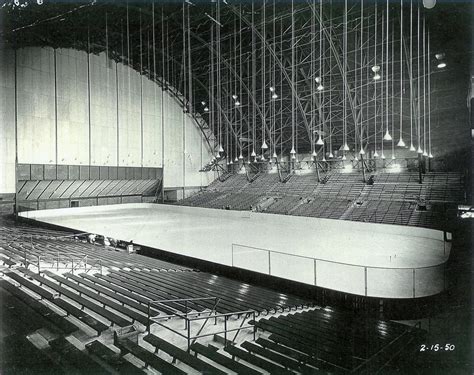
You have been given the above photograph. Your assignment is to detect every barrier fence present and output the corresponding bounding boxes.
[231,242,448,298]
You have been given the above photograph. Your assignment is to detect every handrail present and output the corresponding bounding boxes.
[34,253,102,275]
[146,297,256,351]
[232,243,448,298]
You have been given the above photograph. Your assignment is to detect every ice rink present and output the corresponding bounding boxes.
[21,203,451,298]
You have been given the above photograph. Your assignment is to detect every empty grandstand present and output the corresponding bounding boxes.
[0,0,472,374]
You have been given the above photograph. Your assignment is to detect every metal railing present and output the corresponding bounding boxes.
[231,242,449,298]
[146,297,256,351]
[33,252,103,275]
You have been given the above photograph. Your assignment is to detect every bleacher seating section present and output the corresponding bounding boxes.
[178,170,465,230]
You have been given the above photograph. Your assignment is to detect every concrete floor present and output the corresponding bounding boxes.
[21,203,451,299]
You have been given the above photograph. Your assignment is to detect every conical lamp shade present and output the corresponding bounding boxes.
[238,153,243,160]
[409,144,416,151]
[342,155,346,161]
[397,139,406,147]
[218,144,224,153]
[234,157,239,162]
[290,147,296,154]
[374,150,379,158]
[381,153,386,159]
[316,136,324,146]
[261,141,268,150]
[261,155,266,161]
[229,160,233,165]
[272,151,277,158]
[251,149,256,157]
[312,150,317,157]
[391,154,396,160]
[359,148,365,155]
[329,152,334,158]
[215,152,220,158]
[417,146,423,154]
[383,131,392,141]
[423,151,428,157]
[322,157,326,162]
[429,153,433,158]
[291,154,296,159]
[343,143,350,151]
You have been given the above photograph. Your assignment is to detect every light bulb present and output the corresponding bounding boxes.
[329,152,334,158]
[383,130,392,141]
[312,150,317,157]
[373,73,381,81]
[269,86,275,92]
[272,152,277,158]
[381,153,386,159]
[218,144,224,153]
[322,157,326,162]
[238,153,243,160]
[315,76,321,83]
[342,155,347,161]
[232,94,238,100]
[417,146,423,154]
[392,154,396,160]
[261,141,268,150]
[204,107,209,112]
[234,157,239,162]
[409,144,416,151]
[272,93,278,99]
[397,139,406,147]
[290,148,296,154]
[343,143,350,151]
[429,153,433,158]
[251,149,256,157]
[374,150,379,158]
[423,151,428,157]
[235,101,240,106]
[317,84,324,91]
[371,65,380,73]
[359,148,365,155]
[316,136,324,145]
[437,62,446,69]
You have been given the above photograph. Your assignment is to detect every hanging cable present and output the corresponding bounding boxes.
[290,0,296,159]
[417,4,422,154]
[373,3,379,157]
[391,24,395,159]
[422,15,427,157]
[359,0,364,156]
[342,0,349,156]
[398,0,405,147]
[383,0,392,142]
[381,12,385,159]
[428,31,432,158]
[409,0,415,151]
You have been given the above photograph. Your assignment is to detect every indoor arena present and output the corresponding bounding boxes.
[0,0,472,373]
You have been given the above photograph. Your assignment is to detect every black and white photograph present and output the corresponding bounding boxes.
[0,0,472,373]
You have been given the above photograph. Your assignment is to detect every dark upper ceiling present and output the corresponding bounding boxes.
[1,0,472,160]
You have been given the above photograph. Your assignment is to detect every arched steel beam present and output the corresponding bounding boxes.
[227,4,313,144]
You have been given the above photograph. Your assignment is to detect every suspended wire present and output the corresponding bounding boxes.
[398,0,405,147]
[409,0,414,150]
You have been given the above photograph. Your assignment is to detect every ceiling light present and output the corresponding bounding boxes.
[435,53,445,60]
[235,101,240,106]
[374,150,379,157]
[315,76,321,83]
[381,153,386,159]
[312,150,317,157]
[371,65,380,73]
[232,94,238,100]
[397,139,406,147]
[328,152,334,158]
[383,130,392,141]
[261,141,268,149]
[359,148,365,155]
[218,144,224,153]
[423,151,428,157]
[272,93,278,99]
[201,101,206,106]
[316,136,324,145]
[204,106,209,112]
[429,153,433,158]
[417,146,423,154]
[342,155,346,160]
[409,144,416,151]
[234,157,238,162]
[437,62,446,69]
[343,143,350,151]
[238,153,243,159]
[273,151,277,158]
[251,149,256,157]
[269,86,275,92]
[317,84,324,91]
[373,73,381,81]
[290,148,296,154]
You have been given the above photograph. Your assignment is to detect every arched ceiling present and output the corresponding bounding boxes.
[1,0,471,162]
